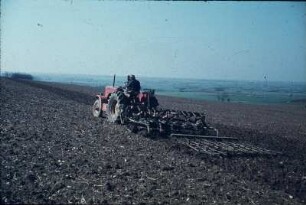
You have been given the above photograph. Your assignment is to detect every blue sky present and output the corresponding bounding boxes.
[1,1,306,82]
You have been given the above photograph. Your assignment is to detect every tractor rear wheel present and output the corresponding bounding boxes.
[92,99,102,117]
[106,92,126,123]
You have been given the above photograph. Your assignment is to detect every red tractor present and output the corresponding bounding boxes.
[92,75,217,136]
[93,77,158,124]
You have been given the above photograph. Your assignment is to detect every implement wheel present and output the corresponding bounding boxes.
[92,99,102,117]
[106,92,126,123]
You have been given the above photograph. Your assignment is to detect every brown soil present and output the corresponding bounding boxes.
[1,78,306,204]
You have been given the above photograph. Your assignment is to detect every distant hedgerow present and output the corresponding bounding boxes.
[10,73,34,80]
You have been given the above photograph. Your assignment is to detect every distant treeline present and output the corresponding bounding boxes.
[2,72,34,80]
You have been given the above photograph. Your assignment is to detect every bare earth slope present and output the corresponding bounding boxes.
[1,78,306,204]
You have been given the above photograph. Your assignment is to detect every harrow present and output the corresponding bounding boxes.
[123,108,280,157]
[175,137,281,157]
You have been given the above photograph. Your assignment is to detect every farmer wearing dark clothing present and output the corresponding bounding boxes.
[126,74,141,97]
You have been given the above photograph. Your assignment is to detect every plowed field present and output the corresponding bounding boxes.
[1,78,305,204]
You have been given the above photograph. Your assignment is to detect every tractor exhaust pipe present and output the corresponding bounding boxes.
[113,74,116,87]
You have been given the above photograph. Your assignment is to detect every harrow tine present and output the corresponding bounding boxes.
[189,140,227,156]
[226,141,281,156]
[225,142,263,155]
[191,112,198,117]
[213,140,259,156]
[178,138,223,156]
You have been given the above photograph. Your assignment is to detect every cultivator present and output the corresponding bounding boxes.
[125,109,219,137]
[93,76,280,157]
[123,108,279,157]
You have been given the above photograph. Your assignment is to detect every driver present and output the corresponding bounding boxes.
[125,74,141,97]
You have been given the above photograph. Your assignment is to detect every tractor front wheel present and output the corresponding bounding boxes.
[92,99,102,117]
[106,92,126,123]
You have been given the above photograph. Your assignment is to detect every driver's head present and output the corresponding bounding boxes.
[127,75,131,81]
[131,75,135,80]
